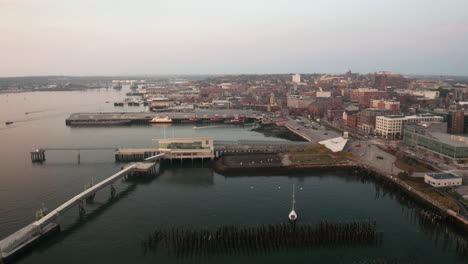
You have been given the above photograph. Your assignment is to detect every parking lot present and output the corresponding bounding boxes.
[283,116,341,142]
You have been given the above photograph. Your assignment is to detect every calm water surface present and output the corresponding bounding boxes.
[0,88,465,263]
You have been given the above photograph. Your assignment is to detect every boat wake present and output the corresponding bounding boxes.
[192,125,230,129]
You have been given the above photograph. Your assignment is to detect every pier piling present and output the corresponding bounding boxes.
[30,150,45,162]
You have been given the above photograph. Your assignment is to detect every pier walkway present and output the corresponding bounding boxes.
[0,159,161,263]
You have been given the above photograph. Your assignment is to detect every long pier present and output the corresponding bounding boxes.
[0,156,164,263]
[65,110,261,125]
[31,147,119,162]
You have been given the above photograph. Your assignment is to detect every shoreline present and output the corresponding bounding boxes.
[252,123,307,142]
[213,156,468,235]
[0,86,107,95]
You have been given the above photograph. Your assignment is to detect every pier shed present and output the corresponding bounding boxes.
[154,137,215,160]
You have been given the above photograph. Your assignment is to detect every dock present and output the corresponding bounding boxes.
[65,110,261,125]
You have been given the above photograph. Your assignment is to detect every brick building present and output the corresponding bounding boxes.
[370,99,400,114]
[449,111,465,134]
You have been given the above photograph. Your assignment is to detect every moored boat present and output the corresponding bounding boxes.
[149,116,172,123]
[182,117,201,123]
[226,116,246,124]
[209,115,223,123]
[289,184,297,223]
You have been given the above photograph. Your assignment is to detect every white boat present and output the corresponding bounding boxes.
[289,184,297,222]
[149,116,172,123]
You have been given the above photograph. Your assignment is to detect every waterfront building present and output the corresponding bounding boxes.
[403,123,468,165]
[424,173,462,187]
[154,137,215,159]
[375,115,443,139]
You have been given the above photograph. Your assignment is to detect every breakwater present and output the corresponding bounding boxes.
[141,220,382,256]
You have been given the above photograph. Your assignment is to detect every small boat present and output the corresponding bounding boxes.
[289,184,297,223]
[210,115,223,123]
[149,116,172,123]
[5,121,14,125]
[105,101,110,103]
[226,116,246,124]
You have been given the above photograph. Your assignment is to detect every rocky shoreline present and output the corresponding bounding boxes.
[252,123,307,142]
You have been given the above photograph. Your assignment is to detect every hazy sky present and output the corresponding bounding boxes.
[1,0,468,77]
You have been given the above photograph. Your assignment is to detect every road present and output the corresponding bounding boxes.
[348,140,402,175]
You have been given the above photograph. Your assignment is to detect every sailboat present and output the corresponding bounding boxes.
[289,184,297,222]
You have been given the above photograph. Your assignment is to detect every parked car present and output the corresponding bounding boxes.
[376,156,384,160]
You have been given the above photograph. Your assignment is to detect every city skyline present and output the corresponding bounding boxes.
[1,0,468,77]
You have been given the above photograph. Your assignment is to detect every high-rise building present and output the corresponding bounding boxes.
[292,74,301,84]
[449,111,464,134]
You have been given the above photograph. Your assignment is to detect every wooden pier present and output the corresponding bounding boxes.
[114,149,161,162]
[65,110,261,126]
[30,147,118,163]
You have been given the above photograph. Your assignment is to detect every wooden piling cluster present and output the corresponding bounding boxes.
[350,166,468,258]
[141,220,382,256]
[30,150,46,162]
[126,163,160,178]
[350,167,449,225]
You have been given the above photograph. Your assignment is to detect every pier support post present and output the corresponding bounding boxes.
[110,185,116,198]
[78,200,86,216]
[77,151,81,164]
[86,193,95,203]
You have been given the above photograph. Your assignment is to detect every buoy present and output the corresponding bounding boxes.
[289,184,297,222]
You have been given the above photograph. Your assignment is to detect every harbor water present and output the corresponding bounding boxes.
[0,88,466,263]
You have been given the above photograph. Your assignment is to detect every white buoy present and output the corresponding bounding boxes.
[289,184,297,222]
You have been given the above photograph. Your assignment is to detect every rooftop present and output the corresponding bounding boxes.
[405,123,468,147]
[426,173,461,180]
